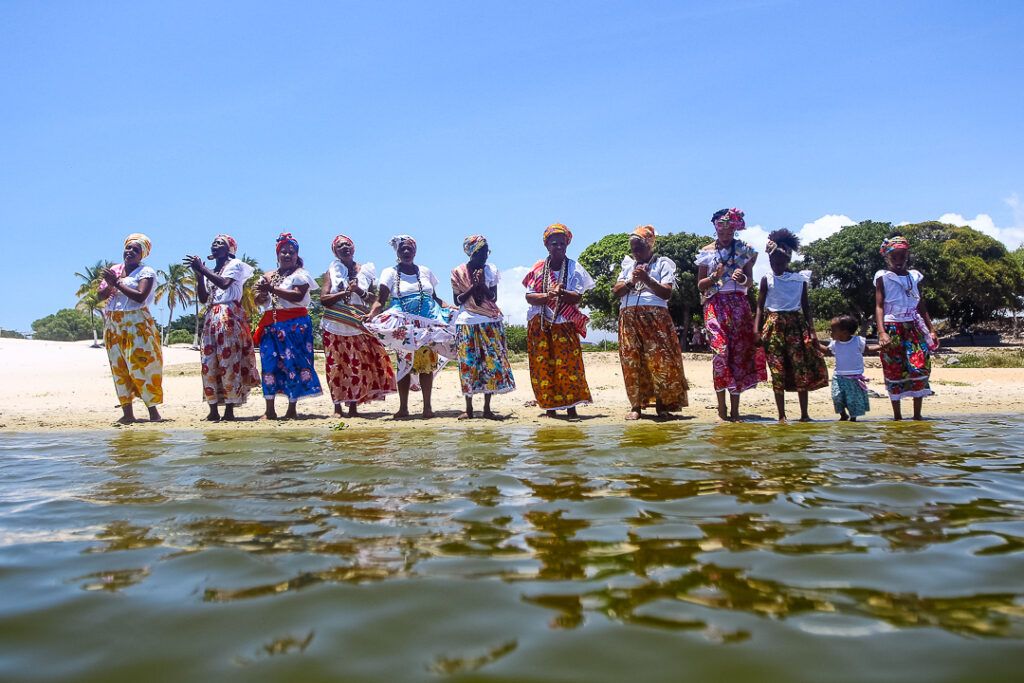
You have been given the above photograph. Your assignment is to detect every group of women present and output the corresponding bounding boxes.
[97,209,938,424]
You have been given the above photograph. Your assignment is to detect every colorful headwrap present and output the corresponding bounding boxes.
[123,233,152,259]
[332,234,354,254]
[714,208,746,231]
[879,235,910,256]
[463,234,488,258]
[766,239,792,256]
[213,234,237,256]
[389,234,417,252]
[543,223,573,245]
[276,232,299,254]
[630,225,656,249]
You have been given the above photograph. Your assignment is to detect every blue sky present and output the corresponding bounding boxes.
[3,0,1023,332]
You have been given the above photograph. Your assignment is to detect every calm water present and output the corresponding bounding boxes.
[2,418,1024,682]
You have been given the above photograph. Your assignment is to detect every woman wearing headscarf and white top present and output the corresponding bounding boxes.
[97,233,163,424]
[320,234,397,417]
[252,232,323,419]
[450,234,516,419]
[184,234,260,421]
[612,225,688,420]
[365,235,456,419]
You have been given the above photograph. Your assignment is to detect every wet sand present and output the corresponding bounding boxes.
[1,338,1021,431]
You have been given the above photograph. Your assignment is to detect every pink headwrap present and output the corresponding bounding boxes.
[332,234,355,254]
[276,232,299,254]
[714,208,746,231]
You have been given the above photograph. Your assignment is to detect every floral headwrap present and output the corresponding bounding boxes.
[276,232,299,254]
[879,235,910,256]
[213,234,237,256]
[714,208,746,231]
[389,234,416,253]
[123,233,152,259]
[463,234,488,258]
[630,225,656,249]
[543,223,573,245]
[332,234,354,254]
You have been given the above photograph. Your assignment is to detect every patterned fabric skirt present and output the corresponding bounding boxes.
[104,309,163,407]
[617,306,688,410]
[832,375,870,417]
[456,321,516,396]
[323,329,397,404]
[365,310,456,388]
[881,321,934,400]
[703,292,767,394]
[526,316,591,410]
[761,311,829,393]
[258,314,323,401]
[201,302,260,405]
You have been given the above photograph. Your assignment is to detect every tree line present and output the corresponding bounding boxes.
[25,220,1024,342]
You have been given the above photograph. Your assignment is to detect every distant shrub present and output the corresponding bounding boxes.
[166,329,193,345]
[505,324,528,353]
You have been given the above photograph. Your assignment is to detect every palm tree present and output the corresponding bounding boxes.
[154,263,195,345]
[182,269,203,349]
[239,254,262,324]
[74,259,113,347]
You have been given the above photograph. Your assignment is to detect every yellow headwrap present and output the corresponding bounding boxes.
[630,225,656,249]
[543,223,572,245]
[123,233,152,259]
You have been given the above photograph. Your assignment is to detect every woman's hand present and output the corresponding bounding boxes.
[930,331,940,349]
[879,330,892,347]
[712,263,725,281]
[183,254,204,271]
[101,268,119,285]
[730,269,748,286]
[255,276,273,294]
[631,265,651,286]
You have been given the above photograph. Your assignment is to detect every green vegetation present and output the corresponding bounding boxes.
[505,324,528,354]
[165,329,194,345]
[948,349,1024,369]
[32,308,96,341]
[1,329,27,339]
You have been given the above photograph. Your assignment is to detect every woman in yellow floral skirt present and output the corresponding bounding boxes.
[97,233,163,424]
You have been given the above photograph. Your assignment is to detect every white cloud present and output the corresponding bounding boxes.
[746,214,856,281]
[937,196,1024,250]
[498,265,531,325]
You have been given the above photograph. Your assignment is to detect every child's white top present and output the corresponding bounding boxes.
[380,265,438,298]
[875,269,922,323]
[263,268,317,310]
[617,255,676,309]
[829,336,866,376]
[764,272,806,312]
[210,258,254,305]
[104,265,157,312]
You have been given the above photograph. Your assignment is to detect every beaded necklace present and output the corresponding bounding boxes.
[393,264,425,314]
[540,257,569,329]
[628,254,657,308]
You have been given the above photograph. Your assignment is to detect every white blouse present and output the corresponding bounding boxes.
[104,265,157,312]
[526,260,595,324]
[262,268,317,310]
[454,263,501,325]
[322,261,377,336]
[617,255,676,309]
[764,272,807,312]
[875,269,923,322]
[830,336,866,376]
[379,265,439,299]
[209,258,254,305]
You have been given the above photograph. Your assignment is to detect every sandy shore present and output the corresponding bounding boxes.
[1,337,1021,431]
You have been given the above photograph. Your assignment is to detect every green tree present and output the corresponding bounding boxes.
[902,221,1024,330]
[801,221,892,329]
[73,259,113,347]
[32,308,96,341]
[578,230,707,346]
[154,263,195,344]
[1,329,27,339]
[505,324,528,353]
[239,254,262,325]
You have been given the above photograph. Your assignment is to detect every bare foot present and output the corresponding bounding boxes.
[839,414,849,421]
[147,408,162,421]
[223,406,236,421]
[422,410,434,419]
[347,404,358,417]
[393,409,410,419]
[544,410,557,418]
[457,412,473,420]
[625,410,641,421]
[259,412,277,421]
[334,404,345,417]
[115,415,136,425]
[850,416,858,422]
[798,416,812,422]
[482,410,498,420]
[204,412,221,422]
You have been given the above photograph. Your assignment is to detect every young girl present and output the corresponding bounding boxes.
[874,234,938,420]
[819,315,877,421]
[755,229,829,422]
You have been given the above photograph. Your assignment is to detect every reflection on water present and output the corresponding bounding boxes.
[1,418,1024,681]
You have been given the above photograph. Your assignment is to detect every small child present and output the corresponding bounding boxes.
[819,315,878,421]
[875,234,939,420]
[755,229,829,422]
